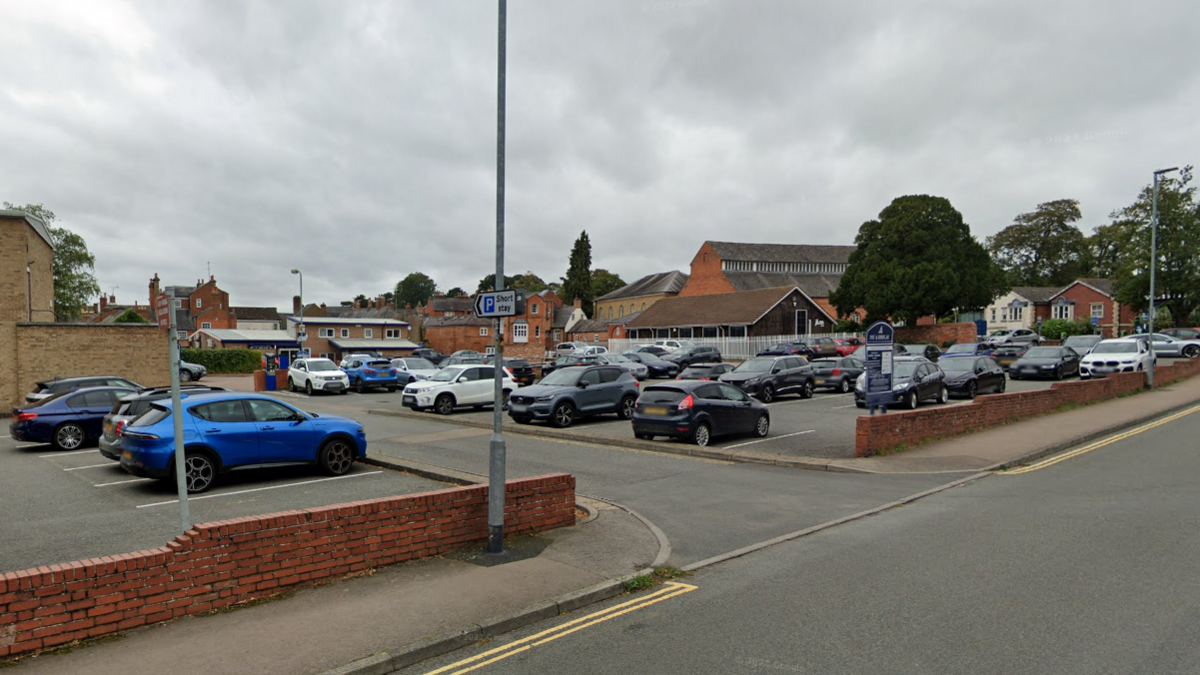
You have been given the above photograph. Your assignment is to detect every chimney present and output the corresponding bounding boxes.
[293,295,302,315]
[320,303,326,310]
[353,299,361,309]
[573,297,582,310]
[149,273,160,309]
[406,302,412,312]
[99,295,108,311]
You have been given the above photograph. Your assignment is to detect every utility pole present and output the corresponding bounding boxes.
[1147,166,1179,389]
[487,0,508,555]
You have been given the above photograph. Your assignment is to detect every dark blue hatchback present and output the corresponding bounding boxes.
[631,380,770,447]
[10,386,141,450]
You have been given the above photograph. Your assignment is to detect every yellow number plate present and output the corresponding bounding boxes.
[644,406,669,415]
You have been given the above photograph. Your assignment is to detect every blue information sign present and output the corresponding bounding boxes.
[864,321,894,413]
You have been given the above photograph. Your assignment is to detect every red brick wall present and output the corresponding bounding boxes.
[678,242,736,297]
[1056,284,1135,338]
[424,324,492,354]
[855,359,1200,456]
[0,474,575,658]
[894,322,977,346]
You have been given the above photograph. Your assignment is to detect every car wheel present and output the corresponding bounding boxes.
[998,378,1007,393]
[387,386,397,393]
[754,414,770,438]
[635,433,654,441]
[435,394,455,415]
[855,401,866,409]
[839,378,852,394]
[937,385,948,404]
[550,402,575,428]
[288,377,297,392]
[318,437,355,476]
[305,381,314,396]
[618,396,636,420]
[801,380,814,399]
[759,384,774,404]
[355,378,366,393]
[502,390,512,411]
[180,369,193,382]
[966,381,978,400]
[692,422,712,447]
[53,423,86,451]
[1054,367,1063,381]
[513,417,532,425]
[904,391,918,410]
[183,452,217,494]
[1184,345,1200,359]
[1009,372,1020,380]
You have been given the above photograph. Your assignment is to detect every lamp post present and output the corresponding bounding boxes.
[291,269,304,354]
[1147,166,1179,389]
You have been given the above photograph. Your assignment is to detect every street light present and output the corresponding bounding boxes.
[291,269,304,353]
[1147,166,1179,389]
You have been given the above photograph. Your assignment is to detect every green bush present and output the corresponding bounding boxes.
[1039,318,1094,340]
[113,308,150,324]
[181,348,263,373]
[833,319,862,333]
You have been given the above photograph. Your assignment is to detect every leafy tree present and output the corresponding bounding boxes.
[4,202,101,321]
[352,293,369,306]
[476,274,515,294]
[560,231,594,316]
[591,269,626,300]
[113,308,149,324]
[445,287,467,298]
[1039,318,1094,339]
[395,272,437,308]
[510,271,547,293]
[546,281,562,295]
[986,199,1088,287]
[831,195,1009,325]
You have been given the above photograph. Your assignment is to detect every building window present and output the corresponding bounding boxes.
[641,303,647,312]
[340,328,349,338]
[615,327,621,336]
[176,330,187,339]
[364,329,373,338]
[445,311,455,317]
[593,334,599,341]
[513,323,528,343]
[608,307,613,319]
[386,329,401,339]
[1012,307,1023,322]
[619,306,624,318]
[729,326,746,338]
[319,328,335,338]
[850,312,861,323]
[679,327,693,338]
[174,299,182,308]
[201,322,212,329]
[531,303,539,315]
[485,346,496,355]
[1000,309,1008,322]
[534,325,541,339]
[1053,304,1073,320]
[990,309,997,323]
[320,352,332,359]
[480,327,488,337]
[206,339,214,348]
[553,330,561,341]
[1090,303,1104,319]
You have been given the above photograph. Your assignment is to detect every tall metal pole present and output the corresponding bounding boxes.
[167,305,190,531]
[292,269,304,354]
[488,0,508,555]
[1147,167,1178,389]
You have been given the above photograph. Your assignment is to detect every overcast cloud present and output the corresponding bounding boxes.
[2,0,1198,310]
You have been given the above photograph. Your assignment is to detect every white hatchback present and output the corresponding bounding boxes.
[402,364,518,415]
[288,358,350,395]
[1079,339,1153,379]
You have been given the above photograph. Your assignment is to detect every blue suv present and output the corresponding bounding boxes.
[119,393,367,493]
[341,357,401,393]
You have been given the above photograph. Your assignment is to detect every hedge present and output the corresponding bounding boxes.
[1038,318,1095,340]
[181,348,263,374]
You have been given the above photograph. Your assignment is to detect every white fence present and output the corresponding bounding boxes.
[607,333,862,361]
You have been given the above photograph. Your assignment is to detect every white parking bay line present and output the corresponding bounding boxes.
[65,463,119,471]
[832,403,859,409]
[38,449,99,458]
[724,429,815,450]
[135,471,384,509]
[96,478,153,487]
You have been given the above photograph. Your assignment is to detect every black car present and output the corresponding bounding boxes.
[410,348,447,366]
[854,356,947,409]
[99,385,226,460]
[507,365,640,428]
[663,345,722,368]
[991,344,1030,371]
[939,356,1006,399]
[755,342,814,358]
[484,356,536,387]
[632,381,770,447]
[541,355,589,377]
[1008,346,1082,380]
[621,351,679,378]
[719,356,814,403]
[26,375,144,403]
[809,357,865,393]
[676,363,735,381]
[900,344,942,362]
[635,345,671,357]
[1061,334,1103,356]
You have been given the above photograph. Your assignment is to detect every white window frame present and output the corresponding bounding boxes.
[364,328,373,338]
[531,303,539,315]
[513,323,529,343]
[1090,303,1104,319]
[196,299,202,308]
[176,330,187,339]
[479,327,488,337]
[385,328,401,339]
[535,325,541,339]
[320,352,332,359]
[319,327,335,338]
[174,299,183,308]
[1053,304,1072,320]
[340,328,350,338]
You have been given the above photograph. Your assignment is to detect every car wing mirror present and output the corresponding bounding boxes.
[578,380,590,388]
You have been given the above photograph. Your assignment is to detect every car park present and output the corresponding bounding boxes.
[631,381,770,447]
[118,393,367,494]
[507,365,639,428]
[11,385,141,450]
[1118,333,1200,359]
[1062,334,1103,355]
[850,344,909,360]
[587,353,649,380]
[288,357,350,395]
[900,344,942,362]
[653,339,694,353]
[542,354,590,377]
[854,356,948,409]
[719,356,814,403]
[621,351,680,378]
[338,352,379,368]
[809,357,865,393]
[1161,327,1200,340]
[676,363,735,381]
[1079,339,1152,379]
[409,348,447,366]
[179,360,207,382]
[483,356,537,387]
[555,342,588,356]
[402,364,517,415]
[341,357,401,393]
[25,375,143,403]
[987,328,1041,346]
[663,345,722,368]
[991,344,1030,371]
[440,354,487,368]
[581,345,609,356]
[940,342,996,359]
[99,385,226,460]
[940,356,1006,399]
[1008,346,1081,380]
[633,345,672,357]
[390,357,440,383]
[756,341,814,358]
[804,336,842,358]
[835,337,864,356]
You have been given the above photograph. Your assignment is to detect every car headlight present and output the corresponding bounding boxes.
[893,382,908,391]
[1040,364,1055,369]
[536,395,554,402]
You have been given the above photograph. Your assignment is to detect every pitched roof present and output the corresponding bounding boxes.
[428,297,474,313]
[287,316,409,326]
[0,209,55,250]
[628,286,834,329]
[551,310,576,329]
[233,306,284,322]
[568,318,609,334]
[1009,287,1061,303]
[196,329,297,343]
[1051,278,1116,300]
[595,271,688,301]
[708,241,855,264]
[725,272,844,297]
[424,315,491,328]
[329,338,420,350]
[321,306,405,320]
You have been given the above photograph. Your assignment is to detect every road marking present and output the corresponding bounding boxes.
[1003,403,1200,475]
[421,581,697,675]
[723,429,815,450]
[37,449,98,457]
[134,471,384,508]
[95,478,153,487]
[64,463,118,471]
[832,403,859,409]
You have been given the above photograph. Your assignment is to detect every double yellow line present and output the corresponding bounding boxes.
[1003,404,1200,475]
[422,581,698,675]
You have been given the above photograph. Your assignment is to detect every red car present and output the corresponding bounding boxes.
[835,337,864,356]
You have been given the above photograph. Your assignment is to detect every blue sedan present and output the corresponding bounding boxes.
[10,386,140,450]
[118,393,367,493]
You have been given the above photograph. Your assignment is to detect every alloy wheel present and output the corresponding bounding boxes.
[694,423,711,447]
[320,440,354,475]
[755,414,770,437]
[55,424,84,450]
[184,455,215,493]
[552,403,574,428]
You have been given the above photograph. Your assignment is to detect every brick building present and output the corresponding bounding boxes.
[82,294,153,324]
[1048,279,1135,338]
[148,274,238,344]
[422,291,585,360]
[285,316,416,362]
[422,315,493,355]
[625,286,835,340]
[593,271,687,322]
[418,296,475,318]
[983,287,1058,332]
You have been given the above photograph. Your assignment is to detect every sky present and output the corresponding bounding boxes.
[2,0,1198,311]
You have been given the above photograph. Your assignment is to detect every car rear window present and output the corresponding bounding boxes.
[131,405,171,427]
[811,359,838,367]
[367,360,391,368]
[640,387,688,404]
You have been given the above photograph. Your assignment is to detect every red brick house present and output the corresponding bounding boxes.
[418,296,475,318]
[1047,279,1136,338]
[148,274,237,345]
[625,286,836,340]
[422,315,494,355]
[679,240,853,301]
[423,290,585,360]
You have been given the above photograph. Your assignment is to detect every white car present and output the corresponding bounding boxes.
[288,357,350,394]
[653,339,695,353]
[987,328,1041,346]
[391,357,441,383]
[1079,339,1153,379]
[402,364,518,415]
[1118,333,1200,359]
[582,345,608,355]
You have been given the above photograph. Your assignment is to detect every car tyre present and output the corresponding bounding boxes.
[180,369,193,382]
[1184,345,1200,359]
[839,378,852,394]
[635,433,654,440]
[305,381,314,396]
[355,378,366,394]
[966,381,978,400]
[800,380,814,399]
[551,402,575,428]
[937,385,948,404]
[53,423,86,451]
[904,391,918,410]
[998,377,1007,393]
[182,452,217,494]
[759,384,775,404]
[387,386,397,393]
[754,414,770,437]
[288,377,297,392]
[318,437,356,476]
[618,396,636,420]
[1053,367,1063,381]
[692,422,711,447]
[435,394,455,415]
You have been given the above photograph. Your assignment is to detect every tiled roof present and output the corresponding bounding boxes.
[568,318,609,334]
[627,287,832,329]
[0,209,55,250]
[329,338,420,350]
[595,271,688,301]
[196,329,297,343]
[428,297,474,313]
[424,315,491,328]
[1073,278,1115,297]
[322,306,405,320]
[708,241,855,264]
[287,316,409,326]
[233,306,284,322]
[725,272,844,297]
[1009,287,1060,303]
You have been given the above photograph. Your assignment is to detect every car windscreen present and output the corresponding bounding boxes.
[1090,342,1138,354]
[733,359,774,373]
[307,360,339,371]
[944,344,977,354]
[131,405,171,427]
[1024,347,1061,358]
[539,368,583,386]
[432,367,464,382]
[938,359,975,372]
[403,358,437,369]
[639,387,688,404]
[894,363,920,378]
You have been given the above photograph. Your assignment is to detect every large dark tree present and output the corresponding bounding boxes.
[476,274,515,294]
[511,271,547,293]
[394,272,437,308]
[445,287,467,298]
[832,195,1009,325]
[591,269,626,300]
[560,231,594,316]
[4,202,100,321]
[986,199,1088,287]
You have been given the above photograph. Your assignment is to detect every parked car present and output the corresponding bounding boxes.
[179,360,207,382]
[99,385,226,460]
[11,386,141,450]
[338,352,378,368]
[939,356,1006,398]
[1118,333,1200,359]
[900,344,942,362]
[119,393,367,494]
[676,363,735,381]
[288,357,350,395]
[633,345,672,357]
[483,356,537,387]
[653,339,695,353]
[940,342,996,359]
[719,356,814,403]
[1060,334,1103,356]
[834,337,864,356]
[1161,327,1200,340]
[1008,346,1082,380]
[804,336,842,358]
[507,365,639,428]
[809,357,865,393]
[409,348,447,366]
[849,344,910,360]
[991,344,1030,371]
[542,354,589,377]
[587,354,649,380]
[632,381,770,446]
[441,354,487,368]
[390,357,440,383]
[451,349,483,357]
[987,328,1041,346]
[621,351,680,378]
[1080,339,1153,379]
[341,357,401,393]
[555,342,588,356]
[402,364,517,415]
[25,376,143,403]
[756,342,814,358]
[663,345,723,368]
[581,345,608,356]
[854,356,948,409]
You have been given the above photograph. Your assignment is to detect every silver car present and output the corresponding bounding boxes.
[1118,333,1200,359]
[591,354,650,380]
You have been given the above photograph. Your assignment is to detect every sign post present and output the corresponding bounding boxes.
[864,321,894,415]
[156,294,190,532]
